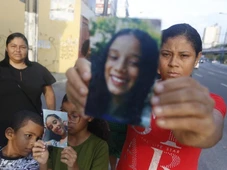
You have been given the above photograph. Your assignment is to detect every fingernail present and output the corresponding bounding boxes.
[83,72,89,79]
[155,83,164,93]
[154,106,162,115]
[151,96,159,105]
[79,87,86,95]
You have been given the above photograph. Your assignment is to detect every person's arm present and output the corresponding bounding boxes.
[173,109,224,148]
[43,85,56,110]
[32,140,49,170]
[90,141,109,170]
[39,164,48,170]
[151,77,226,148]
[60,146,79,170]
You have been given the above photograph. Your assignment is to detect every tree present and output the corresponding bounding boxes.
[89,17,161,57]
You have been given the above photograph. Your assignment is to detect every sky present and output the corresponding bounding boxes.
[128,0,227,43]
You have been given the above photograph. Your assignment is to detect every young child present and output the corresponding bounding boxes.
[33,94,109,170]
[0,110,44,170]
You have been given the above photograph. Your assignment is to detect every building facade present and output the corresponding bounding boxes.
[202,24,221,49]
[0,0,95,73]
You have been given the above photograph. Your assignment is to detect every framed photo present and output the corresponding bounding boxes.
[85,17,161,127]
[42,109,68,148]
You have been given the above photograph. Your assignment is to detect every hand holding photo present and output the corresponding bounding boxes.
[42,109,68,148]
[85,17,161,127]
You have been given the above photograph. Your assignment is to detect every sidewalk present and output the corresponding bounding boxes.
[51,72,67,84]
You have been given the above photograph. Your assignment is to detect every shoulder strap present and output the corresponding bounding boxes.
[5,66,42,115]
[16,82,41,115]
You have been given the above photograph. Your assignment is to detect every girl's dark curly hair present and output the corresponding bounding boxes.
[62,94,109,141]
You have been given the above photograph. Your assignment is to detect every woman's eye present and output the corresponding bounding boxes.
[162,53,170,57]
[128,60,139,66]
[53,120,57,124]
[108,55,118,60]
[72,115,77,118]
[25,134,32,138]
[181,54,189,58]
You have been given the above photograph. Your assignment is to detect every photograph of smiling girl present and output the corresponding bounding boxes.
[85,17,161,127]
[42,109,68,148]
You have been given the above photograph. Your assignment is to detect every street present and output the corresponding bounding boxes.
[42,62,227,170]
[193,63,227,170]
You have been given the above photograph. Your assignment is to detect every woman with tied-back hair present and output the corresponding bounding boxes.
[0,32,56,147]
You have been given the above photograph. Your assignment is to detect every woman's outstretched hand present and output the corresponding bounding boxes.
[151,77,224,148]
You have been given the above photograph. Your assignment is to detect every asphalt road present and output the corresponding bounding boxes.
[42,62,227,170]
[193,62,227,170]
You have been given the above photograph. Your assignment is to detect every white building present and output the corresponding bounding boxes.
[114,0,129,17]
[202,24,221,49]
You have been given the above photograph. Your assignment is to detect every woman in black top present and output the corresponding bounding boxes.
[0,32,56,146]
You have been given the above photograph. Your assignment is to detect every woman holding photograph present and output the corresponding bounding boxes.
[45,114,68,148]
[66,23,226,170]
[86,28,159,125]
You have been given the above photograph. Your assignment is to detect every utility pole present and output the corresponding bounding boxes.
[103,0,109,16]
[24,0,38,62]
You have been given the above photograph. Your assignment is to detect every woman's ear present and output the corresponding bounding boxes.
[88,117,94,122]
[195,52,202,66]
[5,127,15,140]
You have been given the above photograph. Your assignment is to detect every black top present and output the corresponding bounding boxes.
[0,61,56,147]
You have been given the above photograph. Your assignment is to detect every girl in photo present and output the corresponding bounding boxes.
[86,28,159,126]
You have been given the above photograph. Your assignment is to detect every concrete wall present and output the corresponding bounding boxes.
[0,0,25,59]
[38,0,81,73]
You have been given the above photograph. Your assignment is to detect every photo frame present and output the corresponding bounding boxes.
[85,17,161,127]
[42,109,68,148]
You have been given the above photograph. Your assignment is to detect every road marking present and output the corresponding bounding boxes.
[221,83,227,88]
[194,73,203,77]
[207,69,227,76]
[220,71,227,75]
[208,71,215,75]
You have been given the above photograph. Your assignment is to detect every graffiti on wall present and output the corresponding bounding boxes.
[60,35,78,60]
[38,32,59,70]
[0,30,79,72]
[0,35,6,59]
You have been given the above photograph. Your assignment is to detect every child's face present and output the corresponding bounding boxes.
[61,101,89,135]
[10,120,43,157]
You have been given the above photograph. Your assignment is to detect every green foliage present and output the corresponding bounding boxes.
[89,17,161,56]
